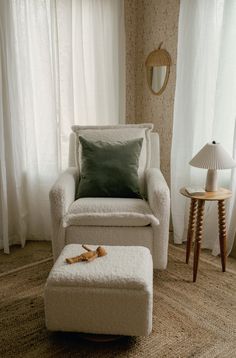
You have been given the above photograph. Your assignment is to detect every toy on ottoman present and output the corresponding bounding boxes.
[44,244,153,336]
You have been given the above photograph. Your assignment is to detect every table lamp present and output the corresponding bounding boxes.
[189,141,236,192]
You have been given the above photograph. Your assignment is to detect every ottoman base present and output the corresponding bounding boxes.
[78,333,122,342]
[45,286,152,336]
[44,245,153,336]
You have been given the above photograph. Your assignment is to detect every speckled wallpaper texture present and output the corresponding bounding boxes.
[125,0,180,184]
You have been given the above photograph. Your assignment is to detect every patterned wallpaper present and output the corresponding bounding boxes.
[125,0,180,184]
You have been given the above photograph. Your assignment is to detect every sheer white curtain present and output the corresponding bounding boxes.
[171,0,236,254]
[0,0,125,253]
[55,0,125,164]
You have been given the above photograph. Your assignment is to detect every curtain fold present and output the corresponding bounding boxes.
[0,0,28,252]
[171,0,236,254]
[0,0,125,253]
[227,120,236,253]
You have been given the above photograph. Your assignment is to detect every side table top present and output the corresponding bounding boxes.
[180,187,232,201]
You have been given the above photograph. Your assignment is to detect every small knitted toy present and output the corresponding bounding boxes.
[65,244,107,264]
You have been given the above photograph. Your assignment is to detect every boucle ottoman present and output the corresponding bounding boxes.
[44,244,153,336]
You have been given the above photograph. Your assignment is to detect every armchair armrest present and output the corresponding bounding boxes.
[49,167,78,220]
[146,168,170,269]
[146,168,170,216]
[49,167,78,259]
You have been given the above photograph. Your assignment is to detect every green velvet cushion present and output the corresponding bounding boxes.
[76,136,143,199]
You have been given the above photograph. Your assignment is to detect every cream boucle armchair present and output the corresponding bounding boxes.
[49,125,170,269]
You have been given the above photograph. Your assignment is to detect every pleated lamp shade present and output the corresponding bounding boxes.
[189,142,236,169]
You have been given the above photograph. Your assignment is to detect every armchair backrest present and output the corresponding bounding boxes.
[150,132,160,169]
[69,131,160,169]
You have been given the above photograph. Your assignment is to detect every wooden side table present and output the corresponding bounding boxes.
[180,188,232,282]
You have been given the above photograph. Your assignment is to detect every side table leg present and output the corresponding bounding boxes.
[218,200,227,272]
[193,200,205,282]
[186,199,198,264]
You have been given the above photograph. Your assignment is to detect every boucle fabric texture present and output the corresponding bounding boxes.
[44,244,153,336]
[71,124,153,195]
[63,197,159,227]
[47,244,152,290]
[2,242,236,357]
[49,168,169,269]
[49,133,170,270]
[146,168,170,269]
[49,167,78,260]
[65,226,154,255]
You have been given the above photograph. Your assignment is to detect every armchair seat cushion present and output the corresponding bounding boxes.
[63,197,159,227]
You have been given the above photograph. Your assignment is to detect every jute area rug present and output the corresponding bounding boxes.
[0,242,235,358]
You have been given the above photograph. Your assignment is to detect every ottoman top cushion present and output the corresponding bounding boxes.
[47,244,153,290]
